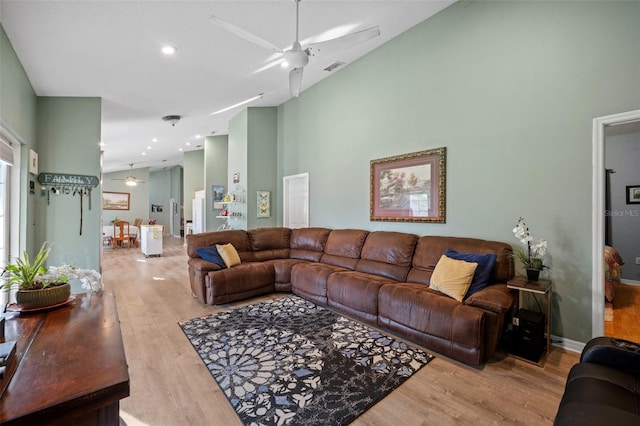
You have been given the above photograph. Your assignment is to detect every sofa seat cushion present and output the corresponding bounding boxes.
[554,362,640,426]
[205,262,275,305]
[291,262,347,305]
[326,271,396,324]
[378,283,486,362]
[266,258,310,292]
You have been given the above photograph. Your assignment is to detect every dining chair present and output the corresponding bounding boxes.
[112,221,133,249]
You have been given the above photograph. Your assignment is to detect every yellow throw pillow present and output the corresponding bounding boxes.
[429,255,478,302]
[216,243,241,268]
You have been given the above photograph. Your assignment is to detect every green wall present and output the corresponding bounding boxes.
[205,135,228,231]
[35,97,102,270]
[0,24,37,254]
[150,165,182,235]
[169,165,183,236]
[183,149,205,225]
[277,1,640,343]
[2,26,103,271]
[102,167,150,225]
[228,107,278,229]
[247,107,277,229]
[228,109,249,229]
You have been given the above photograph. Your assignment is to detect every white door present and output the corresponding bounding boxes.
[283,173,309,228]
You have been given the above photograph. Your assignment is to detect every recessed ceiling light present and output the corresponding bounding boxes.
[178,148,183,152]
[186,142,191,146]
[147,146,152,150]
[141,152,147,156]
[161,45,177,55]
[99,141,106,147]
[195,134,201,139]
[152,138,158,142]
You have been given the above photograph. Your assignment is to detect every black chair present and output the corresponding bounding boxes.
[554,336,640,425]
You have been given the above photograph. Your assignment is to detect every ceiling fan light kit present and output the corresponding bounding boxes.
[112,163,145,186]
[162,115,181,126]
[210,0,380,98]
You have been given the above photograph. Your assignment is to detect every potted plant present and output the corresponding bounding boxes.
[512,217,549,281]
[1,242,101,310]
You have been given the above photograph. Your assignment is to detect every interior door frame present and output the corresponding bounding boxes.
[591,109,640,337]
[283,172,309,228]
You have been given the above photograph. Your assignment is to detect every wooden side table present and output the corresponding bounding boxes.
[507,277,552,366]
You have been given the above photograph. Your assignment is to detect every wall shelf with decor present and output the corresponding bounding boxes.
[216,188,246,230]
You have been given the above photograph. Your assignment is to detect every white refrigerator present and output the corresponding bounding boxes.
[140,225,163,257]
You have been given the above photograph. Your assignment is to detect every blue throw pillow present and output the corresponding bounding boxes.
[445,249,497,298]
[196,245,227,269]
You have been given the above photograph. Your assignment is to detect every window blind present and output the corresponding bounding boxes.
[0,138,14,166]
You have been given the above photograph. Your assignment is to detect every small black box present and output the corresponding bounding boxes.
[512,309,545,362]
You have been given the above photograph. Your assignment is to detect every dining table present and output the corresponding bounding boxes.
[102,225,139,247]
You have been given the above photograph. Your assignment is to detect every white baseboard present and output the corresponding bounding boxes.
[620,279,640,286]
[551,335,585,354]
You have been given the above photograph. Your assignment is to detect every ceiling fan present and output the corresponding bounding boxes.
[210,0,380,97]
[111,163,145,187]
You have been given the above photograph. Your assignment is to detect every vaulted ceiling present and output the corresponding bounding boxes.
[0,0,455,172]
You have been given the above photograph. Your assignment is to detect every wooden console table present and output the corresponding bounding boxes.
[0,292,129,425]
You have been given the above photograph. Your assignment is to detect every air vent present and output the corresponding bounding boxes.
[323,61,345,72]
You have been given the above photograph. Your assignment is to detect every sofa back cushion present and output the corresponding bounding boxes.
[290,227,332,261]
[248,227,291,261]
[186,230,251,259]
[407,236,513,285]
[356,231,418,281]
[321,229,369,269]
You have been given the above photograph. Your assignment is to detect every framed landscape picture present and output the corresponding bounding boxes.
[103,191,130,210]
[370,147,446,223]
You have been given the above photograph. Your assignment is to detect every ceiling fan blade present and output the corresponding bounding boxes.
[306,26,380,56]
[210,14,282,53]
[289,67,303,98]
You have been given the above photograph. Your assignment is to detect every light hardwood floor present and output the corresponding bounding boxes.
[605,283,640,342]
[103,237,579,426]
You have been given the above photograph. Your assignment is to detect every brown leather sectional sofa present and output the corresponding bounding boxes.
[186,227,516,365]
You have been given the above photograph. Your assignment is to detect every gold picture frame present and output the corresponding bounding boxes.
[103,191,130,210]
[370,147,446,223]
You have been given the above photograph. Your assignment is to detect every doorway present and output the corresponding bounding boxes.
[592,109,640,338]
[283,173,309,229]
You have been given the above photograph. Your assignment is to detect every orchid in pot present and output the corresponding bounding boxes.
[1,242,102,310]
[512,217,549,281]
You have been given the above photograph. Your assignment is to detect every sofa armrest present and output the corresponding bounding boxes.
[580,336,640,374]
[463,283,515,315]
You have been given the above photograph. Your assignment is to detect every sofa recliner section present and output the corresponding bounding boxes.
[186,226,516,365]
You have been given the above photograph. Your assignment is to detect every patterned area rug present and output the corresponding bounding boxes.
[179,295,434,425]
